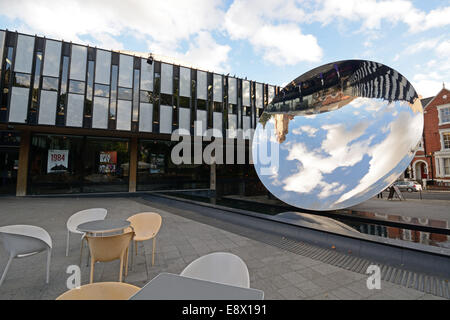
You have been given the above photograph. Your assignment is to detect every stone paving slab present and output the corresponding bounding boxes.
[0,196,445,300]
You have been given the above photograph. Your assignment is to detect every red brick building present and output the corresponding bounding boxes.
[408,86,450,189]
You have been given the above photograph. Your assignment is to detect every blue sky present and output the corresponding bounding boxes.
[0,0,449,97]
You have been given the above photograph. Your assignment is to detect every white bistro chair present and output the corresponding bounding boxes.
[0,225,52,286]
[180,252,250,288]
[65,208,107,263]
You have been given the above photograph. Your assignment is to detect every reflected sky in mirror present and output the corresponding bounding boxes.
[253,60,423,211]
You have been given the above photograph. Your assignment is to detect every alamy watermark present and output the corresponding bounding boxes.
[170,121,279,176]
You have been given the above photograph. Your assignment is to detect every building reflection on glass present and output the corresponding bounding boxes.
[253,60,424,211]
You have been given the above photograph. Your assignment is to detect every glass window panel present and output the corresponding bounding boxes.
[69,45,87,81]
[227,114,237,138]
[195,110,207,136]
[243,116,251,139]
[92,96,109,129]
[197,70,207,100]
[133,69,140,121]
[14,34,34,73]
[242,80,250,106]
[140,58,153,91]
[43,40,61,77]
[66,93,84,127]
[160,93,172,106]
[140,90,152,103]
[86,60,94,100]
[8,87,29,123]
[13,73,31,88]
[116,100,131,130]
[69,80,85,94]
[118,54,133,88]
[159,105,173,134]
[440,108,450,124]
[38,90,58,125]
[255,83,263,108]
[213,112,222,137]
[228,77,237,105]
[118,87,132,100]
[42,76,59,91]
[0,31,4,70]
[160,63,173,95]
[95,49,111,84]
[179,67,190,97]
[139,103,153,132]
[443,133,450,149]
[213,74,222,102]
[268,85,275,104]
[94,83,110,97]
[178,107,190,132]
[110,65,118,119]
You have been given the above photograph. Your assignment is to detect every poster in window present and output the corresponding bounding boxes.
[48,150,69,173]
[99,151,117,174]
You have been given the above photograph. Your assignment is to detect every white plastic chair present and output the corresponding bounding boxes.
[65,208,107,263]
[0,225,52,286]
[180,252,250,288]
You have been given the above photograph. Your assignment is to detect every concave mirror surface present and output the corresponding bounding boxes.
[253,60,423,211]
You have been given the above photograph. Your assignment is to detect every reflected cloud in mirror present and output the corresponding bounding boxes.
[253,60,424,211]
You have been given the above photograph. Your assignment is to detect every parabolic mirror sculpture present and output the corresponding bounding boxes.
[253,60,424,211]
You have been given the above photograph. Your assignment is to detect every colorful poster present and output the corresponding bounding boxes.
[99,151,117,174]
[47,150,69,173]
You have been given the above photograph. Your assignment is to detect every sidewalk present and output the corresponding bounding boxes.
[0,196,444,300]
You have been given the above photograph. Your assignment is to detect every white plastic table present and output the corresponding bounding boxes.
[76,219,131,235]
[129,273,264,300]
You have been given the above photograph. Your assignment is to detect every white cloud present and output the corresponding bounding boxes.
[0,0,228,71]
[224,0,323,65]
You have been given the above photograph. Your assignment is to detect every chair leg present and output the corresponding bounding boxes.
[46,249,51,284]
[79,238,84,267]
[135,240,138,256]
[66,231,70,257]
[90,260,95,284]
[130,241,134,271]
[152,237,156,266]
[119,257,123,282]
[124,247,129,277]
[0,255,13,287]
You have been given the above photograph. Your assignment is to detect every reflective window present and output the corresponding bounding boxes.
[69,80,85,94]
[179,67,190,97]
[42,76,59,91]
[0,31,5,70]
[255,83,263,109]
[14,34,34,73]
[118,87,132,100]
[139,103,153,132]
[443,132,450,149]
[116,100,131,130]
[13,73,31,88]
[195,110,207,136]
[160,93,172,106]
[95,49,111,84]
[160,63,173,95]
[228,77,237,104]
[178,107,190,132]
[140,58,153,91]
[43,40,61,77]
[58,56,70,115]
[213,112,222,136]
[159,105,173,134]
[70,45,87,81]
[118,54,133,88]
[86,60,94,99]
[66,93,84,127]
[38,90,58,125]
[140,90,153,104]
[227,114,237,138]
[30,52,43,115]
[8,87,29,123]
[268,85,275,104]
[92,96,109,129]
[133,69,140,121]
[137,140,210,191]
[197,70,207,100]
[94,83,110,97]
[440,107,450,124]
[110,65,118,119]
[213,74,222,102]
[242,80,250,106]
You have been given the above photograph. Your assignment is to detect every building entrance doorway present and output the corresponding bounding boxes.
[0,131,21,195]
[414,160,428,182]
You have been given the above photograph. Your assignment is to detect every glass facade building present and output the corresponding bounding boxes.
[0,29,279,196]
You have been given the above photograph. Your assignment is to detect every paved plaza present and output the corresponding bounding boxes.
[0,196,445,300]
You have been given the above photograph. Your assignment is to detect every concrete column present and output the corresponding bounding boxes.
[128,137,138,193]
[16,130,31,196]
